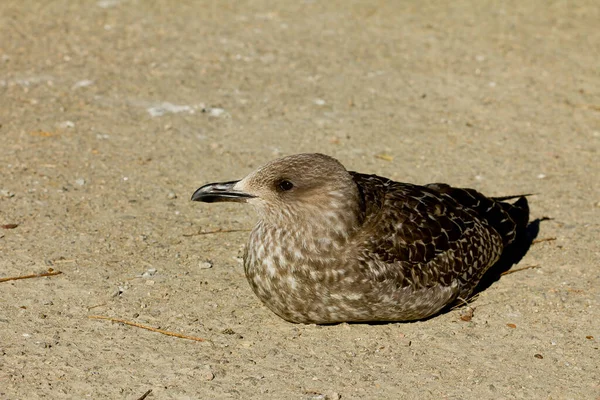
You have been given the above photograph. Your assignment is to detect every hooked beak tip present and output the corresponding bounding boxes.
[191,180,255,203]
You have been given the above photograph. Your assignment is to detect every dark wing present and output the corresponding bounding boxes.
[350,172,527,298]
[425,183,529,247]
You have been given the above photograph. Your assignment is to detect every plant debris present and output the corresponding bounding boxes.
[501,265,540,276]
[0,269,63,283]
[183,228,251,237]
[532,237,556,244]
[88,315,209,342]
[1,223,19,229]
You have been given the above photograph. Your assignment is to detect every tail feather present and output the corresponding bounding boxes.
[497,195,530,239]
[492,193,534,201]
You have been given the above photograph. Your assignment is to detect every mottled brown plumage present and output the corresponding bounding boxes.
[191,153,529,324]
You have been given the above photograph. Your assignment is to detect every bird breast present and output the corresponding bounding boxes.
[242,222,458,324]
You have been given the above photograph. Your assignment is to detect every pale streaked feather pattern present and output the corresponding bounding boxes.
[194,153,529,324]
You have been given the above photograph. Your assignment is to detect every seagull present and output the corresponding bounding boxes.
[191,153,529,324]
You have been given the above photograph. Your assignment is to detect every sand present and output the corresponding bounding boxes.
[1,1,598,399]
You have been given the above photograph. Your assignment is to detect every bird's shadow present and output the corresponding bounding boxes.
[470,217,544,296]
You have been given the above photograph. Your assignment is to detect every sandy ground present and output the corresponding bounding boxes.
[1,1,599,399]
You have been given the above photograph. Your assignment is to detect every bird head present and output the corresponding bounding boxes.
[192,153,361,228]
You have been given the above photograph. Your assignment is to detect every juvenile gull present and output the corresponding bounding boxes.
[191,153,529,324]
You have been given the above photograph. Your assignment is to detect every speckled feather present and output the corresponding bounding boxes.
[193,153,529,324]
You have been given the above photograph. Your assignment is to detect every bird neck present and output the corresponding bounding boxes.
[255,195,363,257]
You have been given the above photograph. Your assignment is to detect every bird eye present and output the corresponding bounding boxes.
[277,180,294,192]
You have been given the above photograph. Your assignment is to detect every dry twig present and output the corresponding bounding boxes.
[375,153,394,161]
[573,103,600,112]
[88,315,208,342]
[86,303,107,311]
[136,389,153,400]
[183,228,250,237]
[0,269,62,283]
[532,237,556,244]
[52,259,76,264]
[450,293,479,311]
[501,264,540,276]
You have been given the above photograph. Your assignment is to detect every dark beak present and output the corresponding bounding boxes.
[191,180,255,203]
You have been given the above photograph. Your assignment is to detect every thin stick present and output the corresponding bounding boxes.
[501,265,540,276]
[375,154,394,161]
[52,259,76,264]
[532,237,556,244]
[136,389,152,400]
[183,228,250,237]
[573,104,600,111]
[450,294,479,311]
[86,303,107,311]
[88,315,208,342]
[0,270,62,283]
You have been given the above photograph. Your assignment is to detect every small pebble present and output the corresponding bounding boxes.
[112,286,127,297]
[97,0,120,9]
[208,108,225,117]
[142,268,157,277]
[537,174,546,179]
[201,370,215,381]
[0,189,15,198]
[199,261,213,269]
[534,353,544,359]
[145,280,155,286]
[72,79,94,89]
[308,393,340,400]
[237,245,245,258]
[167,192,177,199]
[75,178,86,186]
